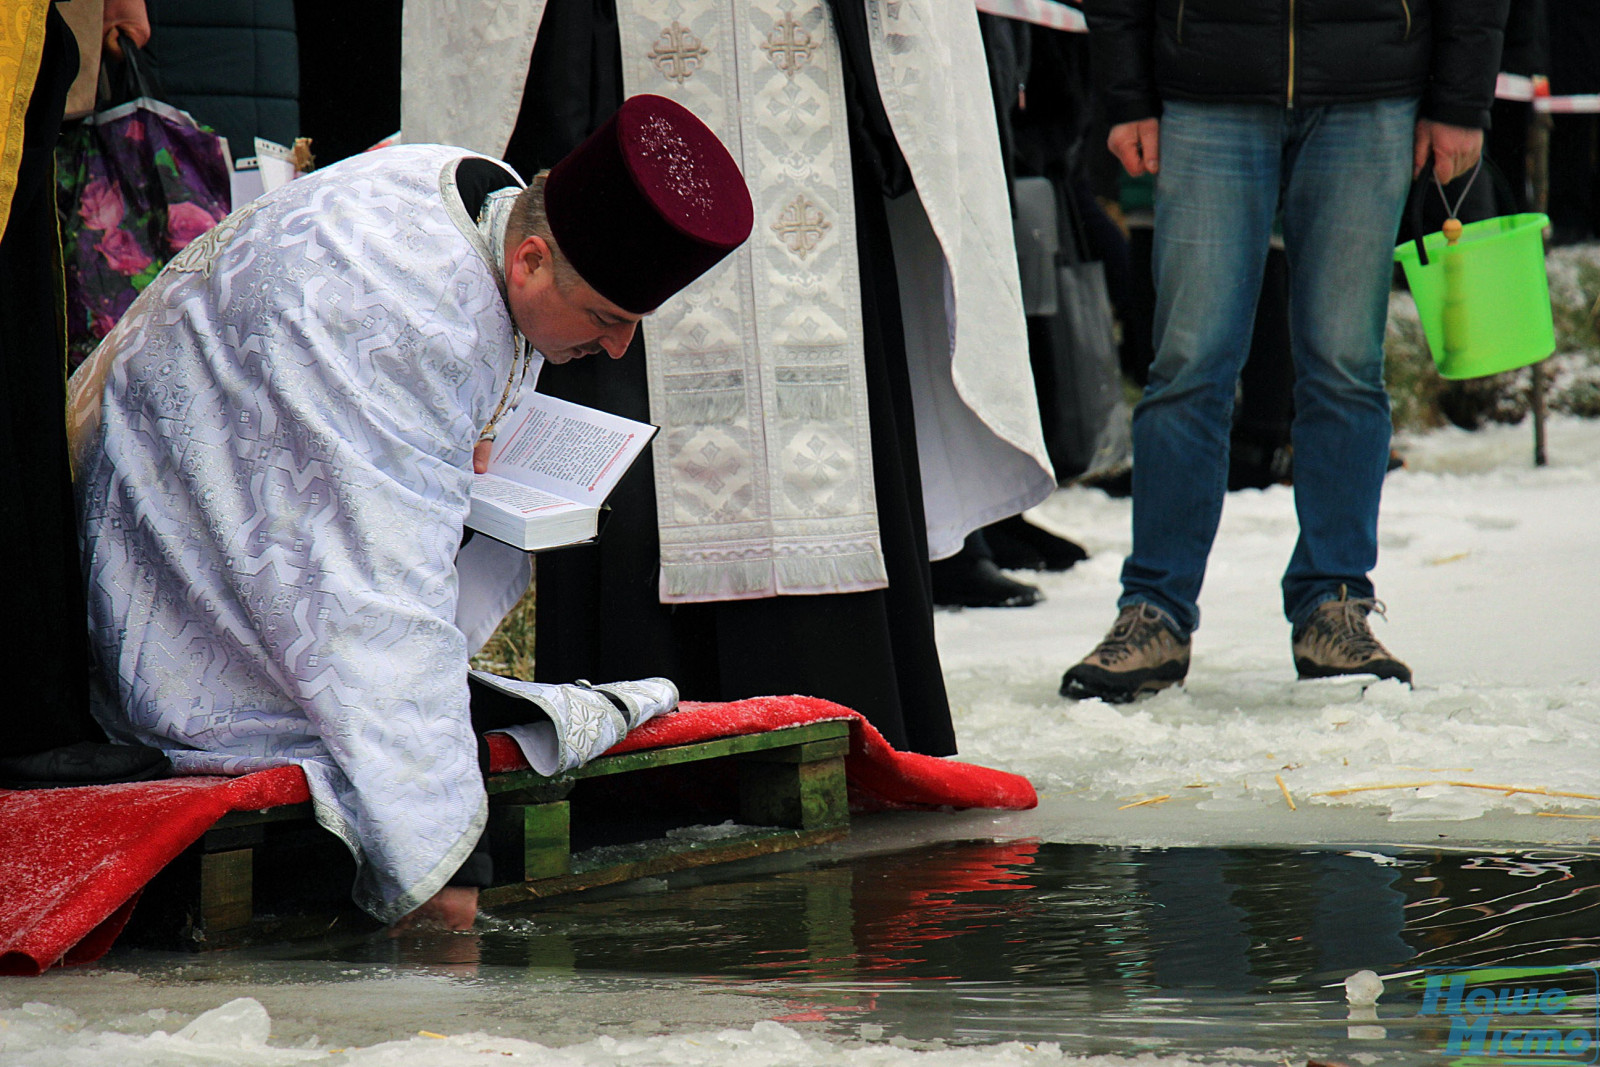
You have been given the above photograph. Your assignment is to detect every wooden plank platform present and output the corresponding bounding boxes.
[123,721,852,949]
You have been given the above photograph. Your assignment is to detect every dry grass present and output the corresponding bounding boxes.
[469,574,538,681]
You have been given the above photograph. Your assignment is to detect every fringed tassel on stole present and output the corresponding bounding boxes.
[660,546,887,602]
[774,547,886,591]
[664,387,748,424]
[661,558,777,601]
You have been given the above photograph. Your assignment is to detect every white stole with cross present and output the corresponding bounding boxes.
[621,0,887,602]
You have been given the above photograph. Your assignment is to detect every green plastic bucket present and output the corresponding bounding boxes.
[1393,213,1555,380]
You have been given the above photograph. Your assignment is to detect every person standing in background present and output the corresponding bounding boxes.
[138,0,298,163]
[1062,0,1507,703]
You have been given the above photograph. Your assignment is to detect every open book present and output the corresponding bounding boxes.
[467,391,656,551]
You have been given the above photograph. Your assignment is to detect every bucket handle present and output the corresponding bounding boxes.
[1406,160,1435,267]
[1405,153,1523,267]
[1434,154,1485,228]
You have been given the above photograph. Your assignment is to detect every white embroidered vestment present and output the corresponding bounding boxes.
[71,145,524,923]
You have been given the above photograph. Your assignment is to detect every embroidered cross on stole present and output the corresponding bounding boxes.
[618,0,886,603]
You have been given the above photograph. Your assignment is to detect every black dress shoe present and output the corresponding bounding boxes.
[0,741,170,790]
[983,527,1047,571]
[931,554,1042,608]
[986,516,1089,572]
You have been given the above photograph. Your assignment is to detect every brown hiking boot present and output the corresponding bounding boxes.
[1060,603,1191,703]
[1292,588,1412,685]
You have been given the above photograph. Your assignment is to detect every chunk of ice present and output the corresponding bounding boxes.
[173,997,271,1047]
[1345,969,1384,1006]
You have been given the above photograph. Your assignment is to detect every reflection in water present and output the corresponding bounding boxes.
[361,842,1600,1061]
[1142,849,1412,989]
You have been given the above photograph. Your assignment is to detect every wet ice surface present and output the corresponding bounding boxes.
[5,416,1600,1065]
[0,962,819,1064]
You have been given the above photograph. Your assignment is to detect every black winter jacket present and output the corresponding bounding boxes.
[143,0,299,158]
[1085,0,1509,130]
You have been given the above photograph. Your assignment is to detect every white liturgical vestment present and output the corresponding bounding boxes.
[69,145,532,923]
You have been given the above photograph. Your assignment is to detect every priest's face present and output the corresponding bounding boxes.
[504,234,643,364]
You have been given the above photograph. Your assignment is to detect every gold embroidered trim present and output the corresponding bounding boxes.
[762,12,813,76]
[648,22,710,84]
[771,193,830,258]
[0,0,51,236]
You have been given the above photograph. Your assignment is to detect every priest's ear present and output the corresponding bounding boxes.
[506,234,555,289]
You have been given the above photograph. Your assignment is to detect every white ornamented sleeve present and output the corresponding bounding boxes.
[72,145,521,923]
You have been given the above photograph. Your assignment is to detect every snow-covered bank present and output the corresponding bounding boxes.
[938,415,1600,836]
[0,995,1249,1066]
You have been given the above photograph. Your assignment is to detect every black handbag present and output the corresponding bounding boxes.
[1020,176,1131,481]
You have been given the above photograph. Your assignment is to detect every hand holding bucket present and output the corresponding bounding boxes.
[1394,160,1555,380]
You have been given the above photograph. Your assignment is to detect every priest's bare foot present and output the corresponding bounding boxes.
[389,886,478,935]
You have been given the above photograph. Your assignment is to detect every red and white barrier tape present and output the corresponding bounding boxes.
[1538,94,1600,114]
[1495,72,1600,113]
[1496,72,1539,101]
[975,0,1086,33]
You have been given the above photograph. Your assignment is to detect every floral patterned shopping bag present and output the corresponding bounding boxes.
[55,49,229,370]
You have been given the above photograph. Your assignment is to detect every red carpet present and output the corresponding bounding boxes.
[1,697,1034,976]
[0,768,310,977]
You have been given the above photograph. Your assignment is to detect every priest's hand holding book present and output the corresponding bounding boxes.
[468,391,656,552]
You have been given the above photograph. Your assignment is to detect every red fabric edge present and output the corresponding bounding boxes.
[488,695,1037,813]
[60,891,142,967]
[0,766,310,977]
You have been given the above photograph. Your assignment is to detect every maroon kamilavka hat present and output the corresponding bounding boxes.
[545,94,754,315]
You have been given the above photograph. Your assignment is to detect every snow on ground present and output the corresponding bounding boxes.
[0,996,1255,1067]
[939,414,1600,835]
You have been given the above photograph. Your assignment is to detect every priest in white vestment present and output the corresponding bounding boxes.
[67,96,754,929]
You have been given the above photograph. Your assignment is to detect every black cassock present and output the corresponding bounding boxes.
[510,0,956,756]
[0,7,104,758]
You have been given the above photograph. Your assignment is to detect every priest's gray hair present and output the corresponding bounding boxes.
[509,171,579,289]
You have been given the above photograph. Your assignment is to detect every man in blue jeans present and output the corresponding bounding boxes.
[1063,0,1508,703]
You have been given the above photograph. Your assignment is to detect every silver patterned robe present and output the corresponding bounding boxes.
[69,144,531,923]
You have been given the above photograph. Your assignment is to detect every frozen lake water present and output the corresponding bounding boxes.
[3,416,1598,1065]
